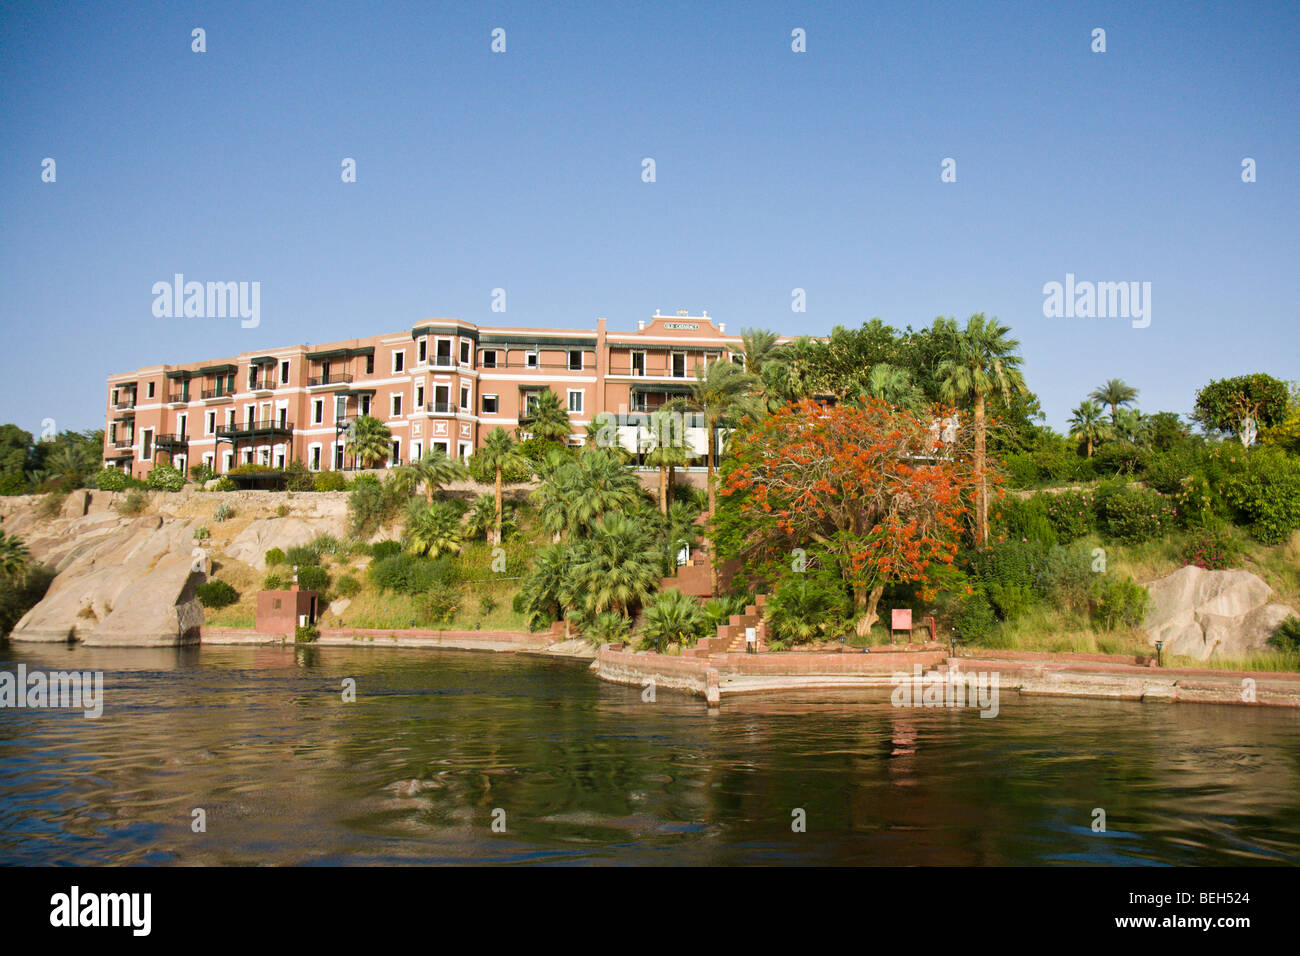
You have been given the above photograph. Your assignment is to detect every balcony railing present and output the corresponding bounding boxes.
[429,355,456,368]
[215,419,293,437]
[166,392,189,404]
[307,373,353,387]
[248,378,273,391]
[110,438,134,449]
[201,388,234,400]
[112,397,137,410]
[420,401,461,414]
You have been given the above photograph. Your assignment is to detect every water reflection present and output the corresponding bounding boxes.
[1,644,1297,865]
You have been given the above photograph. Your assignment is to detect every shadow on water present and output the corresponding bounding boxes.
[1,642,1298,865]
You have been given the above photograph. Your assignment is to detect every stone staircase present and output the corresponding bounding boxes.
[683,594,769,657]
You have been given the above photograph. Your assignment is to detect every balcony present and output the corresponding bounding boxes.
[307,373,353,388]
[166,391,190,405]
[201,389,235,401]
[430,355,456,368]
[153,433,188,448]
[248,378,274,393]
[109,438,134,450]
[112,397,137,410]
[215,419,294,439]
[420,401,461,414]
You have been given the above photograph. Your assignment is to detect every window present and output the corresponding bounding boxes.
[309,445,321,471]
[671,352,686,377]
[411,441,422,462]
[390,439,401,466]
[225,409,235,428]
[460,384,470,410]
[365,354,374,375]
[393,350,405,373]
[334,395,347,421]
[460,341,471,365]
[732,353,745,367]
[146,382,155,398]
[415,385,425,409]
[417,339,428,364]
[391,394,403,417]
[206,411,216,435]
[569,350,583,371]
[481,350,497,369]
[568,390,584,414]
[435,339,452,367]
[631,351,645,376]
[360,395,371,416]
[525,393,540,417]
[525,350,538,368]
[280,360,290,384]
[482,394,498,414]
[313,399,324,425]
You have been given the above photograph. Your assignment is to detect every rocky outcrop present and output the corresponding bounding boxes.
[0,488,351,647]
[1143,566,1296,661]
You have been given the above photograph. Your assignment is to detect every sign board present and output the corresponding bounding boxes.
[891,609,912,631]
[665,322,698,330]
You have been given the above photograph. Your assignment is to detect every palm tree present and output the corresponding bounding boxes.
[1090,379,1140,423]
[1113,406,1149,445]
[656,500,703,575]
[640,588,708,651]
[0,532,31,579]
[517,544,574,631]
[464,493,516,542]
[564,448,646,538]
[565,514,662,618]
[41,442,94,486]
[864,363,924,412]
[347,415,392,469]
[740,328,782,375]
[469,427,529,545]
[403,501,464,558]
[936,313,1028,546]
[642,409,692,513]
[520,388,572,445]
[398,447,468,505]
[1068,400,1113,458]
[667,360,759,594]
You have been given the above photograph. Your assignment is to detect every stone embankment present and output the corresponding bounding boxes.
[203,625,598,658]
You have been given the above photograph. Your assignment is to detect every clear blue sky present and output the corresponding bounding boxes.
[1,0,1297,436]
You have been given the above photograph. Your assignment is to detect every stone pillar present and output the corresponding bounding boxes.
[705,667,720,707]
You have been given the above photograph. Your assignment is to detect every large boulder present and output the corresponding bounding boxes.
[1143,566,1296,661]
[225,515,344,570]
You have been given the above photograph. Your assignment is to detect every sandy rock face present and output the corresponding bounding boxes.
[1143,566,1295,660]
[226,515,345,570]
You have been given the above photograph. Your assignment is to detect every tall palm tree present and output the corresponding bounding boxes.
[936,313,1028,546]
[347,415,392,469]
[642,409,691,514]
[398,447,468,505]
[864,363,924,412]
[520,388,573,445]
[566,448,646,537]
[1113,406,1149,445]
[1068,400,1113,458]
[667,360,759,594]
[1090,378,1140,424]
[469,427,529,545]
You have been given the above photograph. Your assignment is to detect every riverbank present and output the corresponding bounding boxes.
[202,625,598,659]
[594,645,1300,708]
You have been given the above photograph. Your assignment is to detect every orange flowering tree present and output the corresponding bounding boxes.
[716,398,981,637]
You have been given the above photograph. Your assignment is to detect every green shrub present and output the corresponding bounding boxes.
[1092,441,1150,477]
[146,464,186,491]
[284,545,319,567]
[117,490,146,516]
[953,592,996,644]
[1001,453,1040,489]
[1218,446,1300,544]
[478,593,498,616]
[995,495,1057,548]
[1042,489,1097,543]
[1144,447,1201,496]
[264,547,286,567]
[417,582,462,625]
[213,502,235,522]
[197,579,239,608]
[193,526,211,541]
[765,565,851,644]
[1038,540,1097,612]
[275,504,289,518]
[284,461,314,491]
[1090,575,1149,630]
[212,476,236,492]
[190,463,216,484]
[313,471,348,492]
[93,467,129,491]
[347,479,389,537]
[1096,484,1173,543]
[584,611,630,643]
[336,574,361,598]
[263,573,285,590]
[369,540,403,561]
[295,623,319,643]
[1180,521,1241,571]
[296,565,330,594]
[311,533,345,557]
[1268,617,1300,653]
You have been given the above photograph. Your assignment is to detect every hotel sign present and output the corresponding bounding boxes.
[664,322,698,330]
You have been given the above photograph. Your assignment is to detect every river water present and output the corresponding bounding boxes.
[1,644,1298,865]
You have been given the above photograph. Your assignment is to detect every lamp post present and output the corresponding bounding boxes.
[1154,639,1164,667]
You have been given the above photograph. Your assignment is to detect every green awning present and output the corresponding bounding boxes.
[198,363,237,375]
[306,346,374,361]
[413,324,478,341]
[249,355,278,366]
[479,334,596,349]
[165,370,194,380]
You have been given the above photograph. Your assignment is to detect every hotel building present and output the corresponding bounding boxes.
[103,311,760,478]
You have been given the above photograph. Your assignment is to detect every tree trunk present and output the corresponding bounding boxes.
[853,582,886,637]
[494,466,504,547]
[666,464,676,510]
[974,392,988,547]
[706,424,718,596]
[658,463,668,514]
